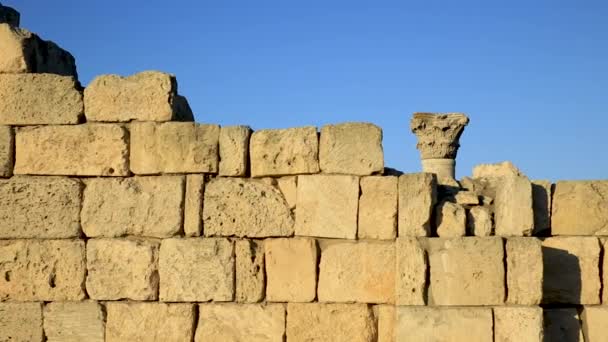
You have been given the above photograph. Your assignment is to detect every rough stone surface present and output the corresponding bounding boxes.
[319,122,384,175]
[552,180,608,235]
[0,6,19,26]
[435,201,466,237]
[495,175,534,236]
[184,174,204,237]
[236,239,265,303]
[44,301,105,342]
[265,238,317,302]
[532,180,552,235]
[581,306,608,342]
[376,305,396,342]
[86,238,159,300]
[544,308,584,342]
[0,176,81,238]
[250,126,319,177]
[219,125,251,176]
[472,161,523,178]
[105,302,195,342]
[0,240,85,301]
[453,190,479,205]
[493,306,543,342]
[15,124,128,176]
[0,125,13,177]
[358,176,397,240]
[396,307,493,342]
[196,304,285,342]
[203,177,294,237]
[276,176,297,210]
[130,122,220,174]
[506,237,543,305]
[410,112,469,159]
[0,302,43,342]
[287,303,376,342]
[81,176,184,238]
[396,237,427,305]
[603,238,608,304]
[159,238,234,301]
[398,173,437,236]
[467,206,493,237]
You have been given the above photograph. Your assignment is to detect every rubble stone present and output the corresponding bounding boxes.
[398,173,437,236]
[466,206,493,236]
[552,180,608,235]
[396,307,493,342]
[472,161,523,178]
[435,201,466,238]
[196,304,285,342]
[319,122,383,175]
[358,176,397,240]
[219,125,251,176]
[44,301,105,342]
[265,238,317,302]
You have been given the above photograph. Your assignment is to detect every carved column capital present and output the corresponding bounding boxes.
[410,113,469,159]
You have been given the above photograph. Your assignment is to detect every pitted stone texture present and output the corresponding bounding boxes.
[266,238,317,302]
[544,308,584,342]
[130,122,220,174]
[86,239,159,300]
[287,303,376,342]
[0,302,43,342]
[196,304,285,342]
[494,306,543,342]
[396,307,493,342]
[467,206,493,237]
[495,175,534,236]
[506,237,543,305]
[426,237,505,305]
[0,126,12,177]
[105,302,195,342]
[376,305,396,342]
[219,125,251,176]
[236,239,265,303]
[358,176,397,240]
[0,240,85,301]
[472,161,523,178]
[319,122,383,175]
[203,177,294,237]
[396,237,427,305]
[542,237,601,304]
[435,201,466,238]
[44,301,105,342]
[0,6,19,26]
[0,176,81,238]
[410,112,469,159]
[250,126,319,177]
[295,175,359,239]
[184,174,204,237]
[552,180,608,235]
[398,173,437,236]
[581,306,608,342]
[532,180,552,235]
[15,124,128,176]
[159,238,234,302]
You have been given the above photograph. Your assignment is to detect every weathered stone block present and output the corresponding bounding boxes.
[396,307,493,342]
[453,190,479,205]
[159,238,234,301]
[15,124,128,176]
[250,126,319,177]
[196,304,285,342]
[0,6,19,26]
[398,173,437,236]
[581,306,608,342]
[0,302,43,342]
[358,176,397,240]
[236,239,265,303]
[603,238,608,304]
[277,176,297,209]
[435,201,466,237]
[295,175,359,239]
[506,237,543,305]
[552,180,608,235]
[466,206,493,237]
[0,126,13,177]
[472,161,523,178]
[544,308,584,342]
[86,238,159,300]
[495,175,534,236]
[184,174,204,237]
[396,237,427,305]
[319,122,383,175]
[493,306,543,342]
[532,180,552,235]
[44,301,105,342]
[266,238,317,302]
[219,125,251,176]
[375,305,396,342]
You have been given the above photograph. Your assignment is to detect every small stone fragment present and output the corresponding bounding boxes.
[358,176,398,240]
[219,125,251,176]
[396,307,493,342]
[196,304,285,342]
[506,237,543,305]
[495,175,534,236]
[552,180,608,235]
[435,201,466,238]
[265,238,317,302]
[0,126,13,177]
[44,301,105,342]
[544,308,584,342]
[0,302,43,342]
[466,206,493,236]
[184,174,204,237]
[472,161,523,178]
[452,190,479,205]
[581,306,608,342]
[396,237,427,305]
[235,239,265,303]
[398,173,437,236]
[493,306,543,342]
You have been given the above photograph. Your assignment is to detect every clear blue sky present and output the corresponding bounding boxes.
[12,1,608,180]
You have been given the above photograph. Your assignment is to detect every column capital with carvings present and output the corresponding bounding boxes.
[410,112,469,160]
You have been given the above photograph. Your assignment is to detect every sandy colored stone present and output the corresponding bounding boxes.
[130,122,220,174]
[506,237,543,305]
[250,126,319,177]
[358,176,397,240]
[426,237,505,305]
[15,124,128,176]
[398,173,437,236]
[0,176,81,238]
[0,240,85,301]
[396,237,427,305]
[452,190,479,205]
[203,177,294,237]
[581,306,608,342]
[396,307,493,342]
[0,6,19,26]
[467,206,493,236]
[603,238,608,304]
[410,113,469,159]
[287,303,376,342]
[472,161,523,178]
[236,239,265,303]
[44,301,105,342]
[544,308,584,342]
[435,201,466,237]
[219,125,251,176]
[0,125,12,177]
[375,305,396,342]
[265,238,317,302]
[0,302,43,342]
[105,302,195,342]
[495,175,534,236]
[159,238,234,301]
[81,176,184,238]
[494,306,543,342]
[196,304,285,342]
[532,180,552,235]
[86,238,159,300]
[184,174,204,237]
[319,122,384,175]
[552,180,608,235]
[276,176,297,210]
[295,175,359,239]
[542,237,601,304]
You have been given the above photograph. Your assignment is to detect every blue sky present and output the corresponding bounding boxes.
[12,1,608,180]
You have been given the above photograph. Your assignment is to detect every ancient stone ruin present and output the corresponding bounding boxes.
[1,4,608,342]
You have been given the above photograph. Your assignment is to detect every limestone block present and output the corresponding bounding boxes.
[495,175,534,236]
[603,239,608,304]
[544,308,584,342]
[277,176,297,209]
[472,161,523,178]
[235,239,265,303]
[130,122,220,174]
[105,302,195,342]
[0,176,81,238]
[287,303,376,342]
[552,180,608,235]
[426,237,505,305]
[184,174,204,237]
[319,122,384,175]
[542,237,601,304]
[295,175,359,239]
[265,238,317,302]
[375,305,396,342]
[506,237,543,305]
[396,307,493,342]
[196,304,285,342]
[159,238,234,301]
[435,201,466,237]
[0,240,85,301]
[0,126,13,177]
[358,176,397,240]
[493,306,543,342]
[467,206,493,236]
[398,173,437,236]
[453,190,479,205]
[581,306,608,342]
[219,125,251,176]
[396,237,427,305]
[15,124,128,176]
[0,5,19,26]
[86,238,159,300]
[44,301,105,342]
[532,180,552,235]
[0,302,43,342]
[203,177,294,237]
[250,126,319,177]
